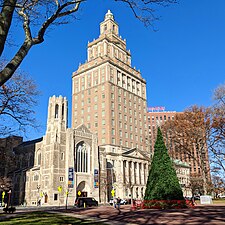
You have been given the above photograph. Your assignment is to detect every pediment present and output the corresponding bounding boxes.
[122,148,150,161]
[75,124,91,134]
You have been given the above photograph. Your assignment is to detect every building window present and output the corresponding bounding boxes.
[33,174,39,181]
[111,93,114,99]
[37,152,41,165]
[59,176,64,182]
[76,142,89,173]
[54,194,58,201]
[55,104,59,118]
[61,153,64,160]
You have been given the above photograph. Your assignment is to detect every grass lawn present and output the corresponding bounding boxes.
[212,199,225,204]
[0,211,105,225]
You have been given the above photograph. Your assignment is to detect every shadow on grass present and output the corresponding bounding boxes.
[0,211,105,225]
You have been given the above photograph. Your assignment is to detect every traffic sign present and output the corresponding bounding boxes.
[77,191,81,196]
[111,189,115,197]
[57,186,62,192]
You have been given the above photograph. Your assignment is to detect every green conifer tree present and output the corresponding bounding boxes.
[144,127,184,200]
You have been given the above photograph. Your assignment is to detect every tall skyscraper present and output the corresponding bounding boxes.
[72,10,148,151]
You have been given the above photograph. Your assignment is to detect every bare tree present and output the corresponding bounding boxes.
[162,106,211,195]
[0,0,177,86]
[207,83,225,177]
[0,64,40,136]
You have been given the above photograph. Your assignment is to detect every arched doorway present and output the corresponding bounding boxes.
[76,181,88,198]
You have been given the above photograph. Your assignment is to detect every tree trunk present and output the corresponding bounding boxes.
[0,0,17,56]
[0,40,32,86]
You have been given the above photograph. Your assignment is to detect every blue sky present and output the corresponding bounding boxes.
[5,0,225,140]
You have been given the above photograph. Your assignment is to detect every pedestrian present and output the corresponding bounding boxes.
[191,196,195,206]
[116,197,121,214]
[113,197,117,209]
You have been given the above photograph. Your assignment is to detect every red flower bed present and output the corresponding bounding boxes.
[141,199,193,209]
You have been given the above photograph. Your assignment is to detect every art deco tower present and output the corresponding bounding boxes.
[72,10,148,151]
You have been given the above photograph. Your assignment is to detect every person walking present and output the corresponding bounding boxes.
[113,197,117,209]
[116,197,121,214]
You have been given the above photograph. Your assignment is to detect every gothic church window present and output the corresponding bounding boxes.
[62,104,64,119]
[55,104,59,118]
[76,142,89,173]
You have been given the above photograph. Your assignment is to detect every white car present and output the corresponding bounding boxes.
[120,199,128,205]
[109,198,114,206]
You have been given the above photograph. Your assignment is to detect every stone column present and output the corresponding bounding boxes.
[140,163,144,185]
[136,162,140,185]
[130,161,135,185]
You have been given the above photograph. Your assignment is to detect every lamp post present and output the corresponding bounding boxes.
[8,190,12,207]
[37,185,40,206]
[1,185,5,207]
[106,167,114,200]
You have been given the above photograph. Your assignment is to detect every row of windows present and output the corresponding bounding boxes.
[117,71,144,97]
[147,115,175,122]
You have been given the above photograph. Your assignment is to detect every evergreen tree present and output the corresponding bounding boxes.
[144,127,184,200]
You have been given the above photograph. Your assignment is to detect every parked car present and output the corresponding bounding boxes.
[75,197,98,208]
[194,195,200,200]
[120,199,128,205]
[109,198,114,206]
[109,198,127,205]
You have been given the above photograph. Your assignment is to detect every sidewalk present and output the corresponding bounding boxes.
[55,204,225,225]
[1,204,225,224]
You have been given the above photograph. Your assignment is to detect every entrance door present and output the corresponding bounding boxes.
[44,194,48,203]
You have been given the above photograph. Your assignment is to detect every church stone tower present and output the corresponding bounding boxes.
[41,95,68,205]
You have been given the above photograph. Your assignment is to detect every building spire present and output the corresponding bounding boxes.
[105,9,114,21]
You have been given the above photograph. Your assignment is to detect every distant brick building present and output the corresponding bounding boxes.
[147,109,211,193]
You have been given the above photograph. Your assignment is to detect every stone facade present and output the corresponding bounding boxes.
[12,96,99,206]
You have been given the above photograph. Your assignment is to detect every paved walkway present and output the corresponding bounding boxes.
[56,204,225,225]
[1,204,225,224]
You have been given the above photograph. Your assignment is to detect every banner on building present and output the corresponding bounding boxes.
[148,106,165,112]
[94,169,99,188]
[68,167,74,188]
